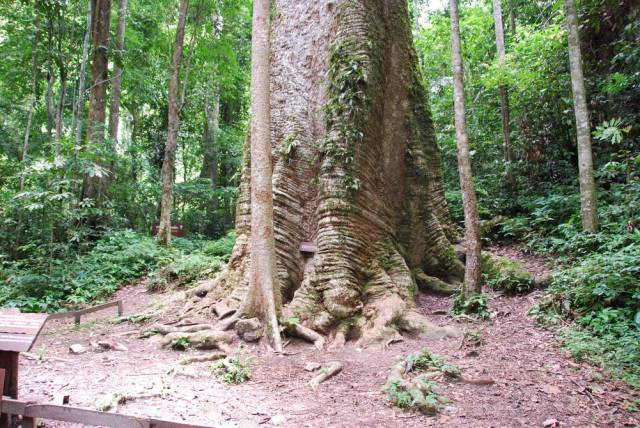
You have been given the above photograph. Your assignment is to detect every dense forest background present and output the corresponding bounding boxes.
[0,0,639,387]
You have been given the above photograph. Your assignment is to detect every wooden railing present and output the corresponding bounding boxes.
[1,397,213,427]
[46,300,123,325]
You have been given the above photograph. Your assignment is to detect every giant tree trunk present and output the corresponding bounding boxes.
[108,0,128,144]
[565,0,598,232]
[158,0,189,246]
[184,0,463,346]
[82,0,112,202]
[450,0,482,298]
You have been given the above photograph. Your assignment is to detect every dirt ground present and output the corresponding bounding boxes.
[19,247,640,427]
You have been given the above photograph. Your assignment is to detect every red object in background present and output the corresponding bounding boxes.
[151,223,185,237]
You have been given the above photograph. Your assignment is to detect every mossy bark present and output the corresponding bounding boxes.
[188,0,462,345]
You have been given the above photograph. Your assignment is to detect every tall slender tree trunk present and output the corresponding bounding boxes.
[108,0,128,144]
[181,0,462,347]
[45,58,55,140]
[82,0,112,202]
[74,1,92,145]
[158,0,189,246]
[508,0,516,35]
[244,0,283,352]
[54,62,67,155]
[20,11,41,191]
[565,0,598,232]
[492,0,515,193]
[53,3,68,156]
[450,0,482,298]
[201,89,220,236]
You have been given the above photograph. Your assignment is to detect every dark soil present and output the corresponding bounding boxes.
[18,247,640,427]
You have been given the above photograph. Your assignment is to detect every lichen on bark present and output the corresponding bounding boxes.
[183,0,463,346]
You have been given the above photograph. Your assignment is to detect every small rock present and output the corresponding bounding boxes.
[235,318,263,342]
[271,414,286,426]
[304,362,321,372]
[443,406,458,414]
[542,418,559,427]
[69,344,87,355]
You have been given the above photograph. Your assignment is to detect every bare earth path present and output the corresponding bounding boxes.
[19,247,640,427]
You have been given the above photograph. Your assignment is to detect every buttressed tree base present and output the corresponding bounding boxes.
[178,0,464,347]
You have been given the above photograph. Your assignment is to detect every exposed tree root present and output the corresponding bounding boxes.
[283,321,325,350]
[161,330,233,353]
[414,269,460,295]
[309,361,343,390]
[179,353,227,365]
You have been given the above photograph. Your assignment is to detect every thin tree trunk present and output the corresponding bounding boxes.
[565,0,598,232]
[82,0,112,202]
[108,0,128,144]
[158,0,189,246]
[54,2,68,156]
[55,62,67,155]
[74,1,92,145]
[508,0,516,35]
[492,0,515,193]
[245,0,283,353]
[20,11,41,190]
[46,58,55,140]
[450,0,482,297]
[201,89,220,236]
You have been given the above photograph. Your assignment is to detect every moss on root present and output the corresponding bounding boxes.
[482,252,534,295]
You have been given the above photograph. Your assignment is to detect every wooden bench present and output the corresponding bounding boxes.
[1,395,214,427]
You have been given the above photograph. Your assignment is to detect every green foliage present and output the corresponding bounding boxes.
[560,311,640,389]
[170,335,192,350]
[211,350,252,384]
[0,230,234,312]
[407,349,462,379]
[202,230,236,259]
[452,293,489,319]
[384,350,459,415]
[0,231,171,312]
[383,379,442,415]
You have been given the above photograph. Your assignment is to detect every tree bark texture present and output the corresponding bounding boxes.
[186,0,462,345]
[450,0,482,297]
[565,0,598,232]
[158,0,189,246]
[82,0,112,201]
[244,0,283,351]
[74,1,92,145]
[108,0,128,144]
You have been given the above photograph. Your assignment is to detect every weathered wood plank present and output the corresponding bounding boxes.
[1,398,214,428]
[47,300,123,325]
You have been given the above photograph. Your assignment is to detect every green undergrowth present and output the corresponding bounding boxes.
[498,180,640,389]
[384,349,460,415]
[452,293,490,319]
[211,349,252,384]
[0,229,235,313]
